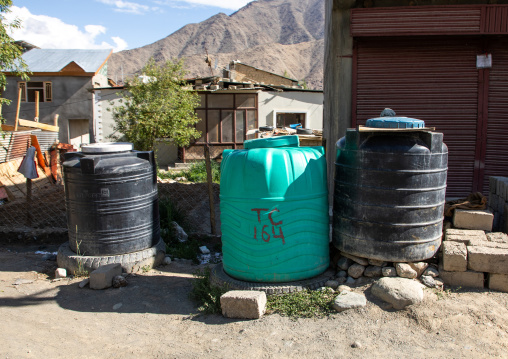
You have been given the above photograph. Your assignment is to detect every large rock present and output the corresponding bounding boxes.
[371,277,424,310]
[220,291,266,319]
[90,263,122,290]
[332,291,367,312]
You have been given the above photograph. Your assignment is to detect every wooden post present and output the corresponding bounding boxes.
[204,144,217,235]
[53,114,59,126]
[35,91,39,122]
[14,87,22,131]
[26,178,32,226]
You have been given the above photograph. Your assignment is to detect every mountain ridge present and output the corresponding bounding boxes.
[108,0,324,89]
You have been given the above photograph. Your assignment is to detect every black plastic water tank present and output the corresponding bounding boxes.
[333,115,448,262]
[63,143,160,256]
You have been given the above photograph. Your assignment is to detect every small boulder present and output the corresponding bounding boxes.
[336,257,352,271]
[55,268,67,279]
[325,280,339,290]
[170,221,188,243]
[364,266,383,278]
[78,278,89,288]
[348,264,365,279]
[420,275,436,288]
[337,285,351,293]
[163,256,172,265]
[346,276,356,284]
[423,267,439,278]
[395,263,417,279]
[371,277,425,310]
[199,246,210,254]
[112,275,128,288]
[341,253,369,266]
[332,291,367,312]
[368,259,387,267]
[408,262,429,278]
[382,266,397,277]
[336,270,347,278]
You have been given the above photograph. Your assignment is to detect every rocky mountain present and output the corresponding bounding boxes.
[108,0,325,89]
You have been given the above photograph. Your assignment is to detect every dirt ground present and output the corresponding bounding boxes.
[1,243,507,359]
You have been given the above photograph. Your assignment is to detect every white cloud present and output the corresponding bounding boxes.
[5,6,128,52]
[156,0,253,11]
[96,0,160,14]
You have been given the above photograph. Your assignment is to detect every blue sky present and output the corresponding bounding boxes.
[6,0,254,52]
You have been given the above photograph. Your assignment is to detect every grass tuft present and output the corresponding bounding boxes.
[266,289,336,319]
[189,267,229,314]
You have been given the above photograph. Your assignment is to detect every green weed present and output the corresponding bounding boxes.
[158,160,221,183]
[189,267,229,314]
[267,289,336,319]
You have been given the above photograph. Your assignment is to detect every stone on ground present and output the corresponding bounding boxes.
[55,268,67,279]
[325,280,339,290]
[348,263,365,279]
[171,221,188,242]
[408,262,429,277]
[423,267,439,278]
[395,263,417,279]
[332,291,367,312]
[90,263,122,290]
[420,275,436,288]
[337,285,351,293]
[341,253,369,266]
[364,266,383,278]
[382,267,397,277]
[163,256,172,265]
[368,259,387,267]
[220,291,266,319]
[371,277,425,310]
[336,257,352,270]
[78,278,89,288]
[112,275,127,288]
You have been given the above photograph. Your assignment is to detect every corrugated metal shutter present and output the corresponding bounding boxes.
[354,37,480,197]
[482,39,508,193]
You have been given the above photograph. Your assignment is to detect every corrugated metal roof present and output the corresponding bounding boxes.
[20,49,111,73]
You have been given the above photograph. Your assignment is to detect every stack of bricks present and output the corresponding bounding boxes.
[441,229,508,292]
[488,176,508,232]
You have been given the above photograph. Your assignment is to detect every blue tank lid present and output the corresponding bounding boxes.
[366,117,425,129]
[366,108,425,128]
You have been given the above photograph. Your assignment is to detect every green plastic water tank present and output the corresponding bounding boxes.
[220,136,329,282]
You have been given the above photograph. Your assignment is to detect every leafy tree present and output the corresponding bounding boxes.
[110,58,201,151]
[0,0,30,121]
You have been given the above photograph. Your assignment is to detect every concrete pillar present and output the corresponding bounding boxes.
[323,0,355,203]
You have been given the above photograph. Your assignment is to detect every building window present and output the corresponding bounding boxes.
[275,112,306,128]
[18,81,52,102]
[195,93,257,144]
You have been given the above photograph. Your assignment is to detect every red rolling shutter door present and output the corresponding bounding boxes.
[483,39,508,194]
[354,37,480,197]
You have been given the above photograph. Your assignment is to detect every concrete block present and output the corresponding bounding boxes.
[467,246,508,274]
[488,273,508,293]
[486,232,508,243]
[90,263,122,290]
[442,241,467,272]
[467,240,508,249]
[444,229,486,244]
[438,266,484,288]
[453,209,493,231]
[220,291,266,319]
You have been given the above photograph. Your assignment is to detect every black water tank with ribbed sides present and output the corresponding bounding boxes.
[333,115,448,262]
[62,143,160,256]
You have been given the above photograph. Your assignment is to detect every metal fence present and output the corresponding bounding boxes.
[0,143,221,236]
